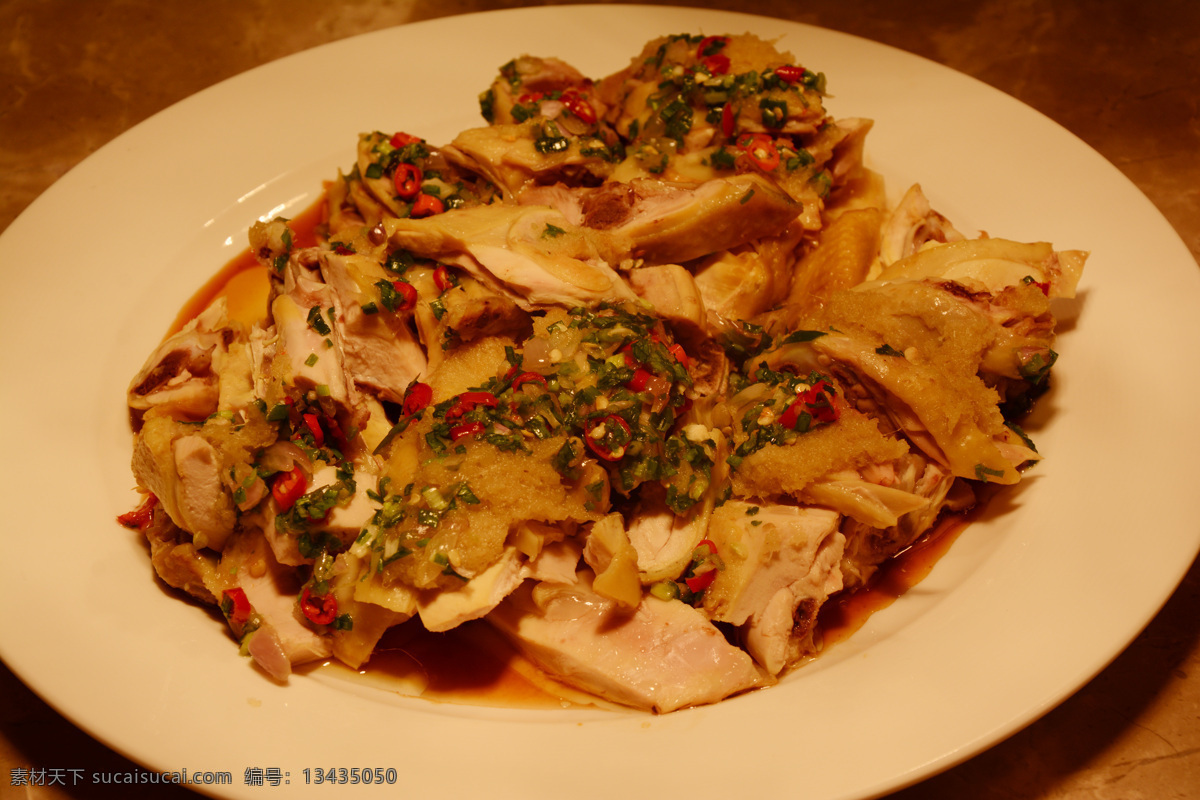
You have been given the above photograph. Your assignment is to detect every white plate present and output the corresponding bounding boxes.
[2,6,1198,799]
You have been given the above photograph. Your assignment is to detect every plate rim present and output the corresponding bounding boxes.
[2,6,1199,799]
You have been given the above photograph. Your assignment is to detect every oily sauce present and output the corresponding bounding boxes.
[167,198,326,336]
[178,205,990,709]
[321,508,977,709]
[319,619,590,710]
[817,508,972,648]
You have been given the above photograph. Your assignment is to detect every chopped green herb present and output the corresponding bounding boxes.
[780,329,827,344]
[975,464,1006,482]
[759,97,788,129]
[307,307,331,336]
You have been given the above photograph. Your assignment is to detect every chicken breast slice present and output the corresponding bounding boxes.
[520,538,583,585]
[489,573,767,713]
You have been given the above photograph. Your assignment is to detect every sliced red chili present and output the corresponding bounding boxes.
[390,131,421,148]
[393,162,423,200]
[781,380,840,429]
[512,371,547,390]
[392,279,418,311]
[411,194,444,218]
[773,64,806,84]
[696,35,728,58]
[301,413,324,448]
[116,494,158,530]
[444,390,499,420]
[738,133,780,172]
[806,397,840,424]
[721,102,736,138]
[462,391,499,407]
[451,421,486,441]
[433,265,455,292]
[685,568,717,593]
[799,379,840,423]
[702,53,730,75]
[668,343,690,370]
[627,368,652,392]
[402,381,433,416]
[684,539,721,592]
[300,587,337,626]
[779,401,803,431]
[561,90,597,125]
[221,588,253,627]
[270,468,307,511]
[585,414,632,461]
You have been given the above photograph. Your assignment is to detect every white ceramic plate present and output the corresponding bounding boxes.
[2,6,1198,799]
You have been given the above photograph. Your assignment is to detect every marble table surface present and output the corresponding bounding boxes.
[1,1,1197,798]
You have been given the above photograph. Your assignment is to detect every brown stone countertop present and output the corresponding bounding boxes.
[1,1,1197,798]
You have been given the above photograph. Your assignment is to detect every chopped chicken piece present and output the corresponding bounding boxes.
[878,184,965,266]
[627,263,708,349]
[876,235,1085,300]
[141,511,221,603]
[417,547,525,633]
[582,514,642,608]
[606,175,801,265]
[319,251,427,404]
[327,551,412,669]
[223,531,332,678]
[127,299,231,419]
[170,434,237,551]
[387,203,638,308]
[701,502,844,674]
[262,462,378,567]
[131,417,236,552]
[703,502,841,627]
[526,175,802,266]
[625,485,709,584]
[490,574,768,712]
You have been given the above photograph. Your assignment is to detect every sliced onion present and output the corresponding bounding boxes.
[258,440,313,476]
[521,337,552,370]
[245,625,291,681]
